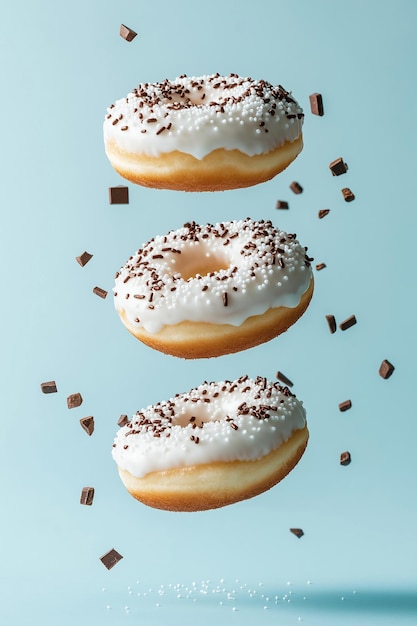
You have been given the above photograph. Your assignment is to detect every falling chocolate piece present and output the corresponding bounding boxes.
[276,200,289,210]
[109,185,129,204]
[339,400,352,412]
[80,487,95,506]
[325,315,337,334]
[340,451,351,466]
[318,209,330,219]
[119,24,137,42]
[276,371,294,387]
[100,548,123,570]
[93,286,108,299]
[290,181,303,194]
[80,416,94,436]
[329,157,348,176]
[339,315,357,331]
[309,93,324,116]
[67,393,83,409]
[341,187,355,202]
[315,263,326,271]
[75,251,93,267]
[379,359,395,379]
[117,414,129,427]
[290,528,304,538]
[41,381,57,394]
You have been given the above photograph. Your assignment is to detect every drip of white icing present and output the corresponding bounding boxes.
[113,218,312,334]
[103,74,303,159]
[112,377,306,477]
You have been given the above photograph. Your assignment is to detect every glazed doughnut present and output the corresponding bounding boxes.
[113,218,314,359]
[103,73,304,191]
[112,376,309,512]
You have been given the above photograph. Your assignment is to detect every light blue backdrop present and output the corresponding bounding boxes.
[1,1,416,624]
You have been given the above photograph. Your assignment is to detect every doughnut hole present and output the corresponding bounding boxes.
[174,389,245,429]
[174,403,222,429]
[169,243,231,281]
[169,89,207,107]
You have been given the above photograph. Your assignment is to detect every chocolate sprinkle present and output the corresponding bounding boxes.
[318,209,330,219]
[315,263,326,271]
[379,359,395,380]
[76,251,93,267]
[80,416,94,436]
[290,181,303,194]
[340,451,351,466]
[93,286,108,299]
[309,92,324,116]
[276,200,289,210]
[329,157,348,176]
[339,400,352,412]
[341,187,355,202]
[119,24,137,42]
[117,414,129,427]
[100,548,123,570]
[80,487,95,506]
[325,314,337,334]
[109,186,129,205]
[41,380,57,394]
[67,393,83,409]
[276,371,294,387]
[290,528,304,538]
[339,315,357,331]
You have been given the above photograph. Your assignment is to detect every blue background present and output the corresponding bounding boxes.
[1,0,416,623]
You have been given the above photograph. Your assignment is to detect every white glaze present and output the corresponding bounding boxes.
[103,74,303,159]
[114,218,313,334]
[112,377,306,477]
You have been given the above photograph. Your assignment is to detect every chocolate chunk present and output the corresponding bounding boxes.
[93,286,108,299]
[276,371,294,387]
[329,157,348,176]
[341,187,355,202]
[75,251,93,267]
[339,315,357,331]
[339,400,352,412]
[309,93,324,116]
[290,528,304,538]
[100,548,123,570]
[119,24,137,42]
[318,209,330,219]
[325,314,337,334]
[41,381,57,394]
[340,451,351,466]
[315,263,326,271]
[67,393,83,409]
[290,181,303,194]
[109,186,129,205]
[379,359,395,379]
[117,414,129,427]
[80,487,95,506]
[80,416,94,436]
[276,200,289,210]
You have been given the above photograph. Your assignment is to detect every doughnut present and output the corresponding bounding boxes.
[112,376,309,512]
[103,73,304,191]
[113,218,314,359]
